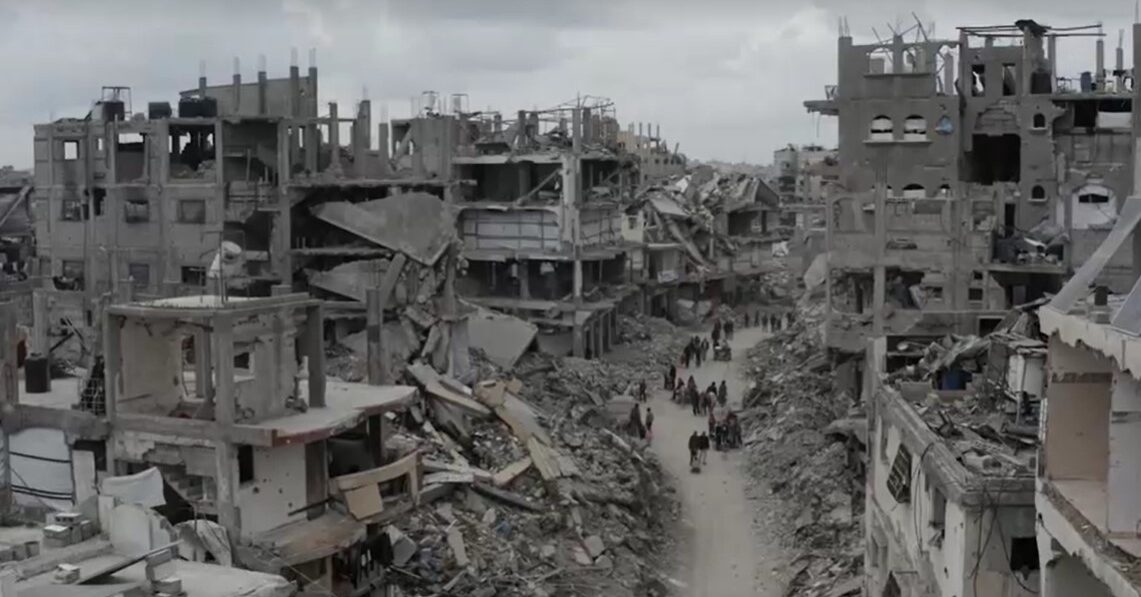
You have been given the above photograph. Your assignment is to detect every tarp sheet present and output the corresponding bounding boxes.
[101,467,166,508]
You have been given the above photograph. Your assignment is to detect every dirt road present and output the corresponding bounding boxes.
[649,325,785,597]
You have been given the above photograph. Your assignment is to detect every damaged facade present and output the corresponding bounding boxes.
[808,20,1137,387]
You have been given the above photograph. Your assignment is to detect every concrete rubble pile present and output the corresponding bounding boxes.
[739,303,865,597]
[377,315,689,596]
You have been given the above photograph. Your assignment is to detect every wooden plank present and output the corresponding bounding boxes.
[492,457,533,488]
[331,451,419,492]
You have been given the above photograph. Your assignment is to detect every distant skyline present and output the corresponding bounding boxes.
[0,0,1135,168]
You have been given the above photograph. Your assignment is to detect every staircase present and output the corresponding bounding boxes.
[160,466,217,514]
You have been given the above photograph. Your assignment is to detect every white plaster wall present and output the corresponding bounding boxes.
[1108,369,1141,534]
[871,414,1037,597]
[119,319,185,414]
[237,443,307,537]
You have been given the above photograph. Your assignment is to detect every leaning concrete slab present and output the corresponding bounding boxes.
[467,307,537,368]
[310,193,458,265]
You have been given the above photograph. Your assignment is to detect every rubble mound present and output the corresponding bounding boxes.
[386,314,688,596]
[739,307,865,597]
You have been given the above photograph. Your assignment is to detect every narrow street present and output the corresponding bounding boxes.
[650,324,786,597]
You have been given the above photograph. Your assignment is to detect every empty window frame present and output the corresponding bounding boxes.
[124,199,150,223]
[1031,185,1047,202]
[969,287,984,302]
[1002,63,1018,96]
[903,115,927,141]
[1032,113,1046,129]
[59,199,84,221]
[930,487,947,528]
[61,260,85,280]
[886,444,913,504]
[127,263,150,289]
[869,115,893,141]
[901,183,925,199]
[178,199,207,224]
[63,140,79,160]
[1079,191,1110,204]
[971,64,987,96]
[181,266,207,286]
[238,445,254,483]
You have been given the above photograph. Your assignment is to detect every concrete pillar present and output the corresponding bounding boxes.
[0,304,15,406]
[573,323,585,358]
[1133,24,1141,281]
[1097,38,1106,90]
[944,51,955,95]
[366,288,382,385]
[211,316,239,537]
[581,108,592,144]
[231,57,241,113]
[519,260,531,300]
[257,55,267,115]
[31,290,48,357]
[194,329,212,401]
[1108,372,1141,533]
[872,179,887,336]
[571,108,582,154]
[305,305,326,407]
[356,99,371,177]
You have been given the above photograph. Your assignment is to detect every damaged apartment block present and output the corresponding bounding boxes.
[807,19,1136,403]
[0,294,422,594]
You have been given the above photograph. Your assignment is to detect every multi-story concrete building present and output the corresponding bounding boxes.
[807,19,1135,395]
[773,144,837,203]
[0,294,421,594]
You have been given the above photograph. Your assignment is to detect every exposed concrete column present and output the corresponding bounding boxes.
[1132,24,1141,281]
[872,178,887,336]
[232,57,241,112]
[0,304,14,406]
[305,304,326,407]
[211,315,239,538]
[366,288,382,385]
[1108,372,1141,534]
[1097,38,1107,90]
[194,329,212,401]
[1048,34,1058,85]
[943,51,955,96]
[519,260,531,300]
[257,55,267,115]
[573,322,585,358]
[582,108,592,144]
[289,49,301,166]
[355,99,371,177]
[594,319,603,358]
[31,290,48,357]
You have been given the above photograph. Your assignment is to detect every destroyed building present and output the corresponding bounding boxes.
[0,295,421,595]
[616,122,686,184]
[1029,173,1141,596]
[865,310,1044,596]
[633,168,784,321]
[807,20,1137,396]
[772,143,838,204]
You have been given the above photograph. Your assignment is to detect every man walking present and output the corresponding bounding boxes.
[688,432,701,468]
[718,380,728,406]
[645,408,655,443]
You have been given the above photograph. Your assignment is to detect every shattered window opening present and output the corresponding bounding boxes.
[124,199,150,223]
[63,140,79,160]
[128,263,150,289]
[60,199,84,221]
[869,115,893,141]
[886,444,912,504]
[178,199,207,224]
[1031,185,1046,202]
[1032,113,1046,129]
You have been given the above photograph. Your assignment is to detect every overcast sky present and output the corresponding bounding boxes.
[0,0,1135,168]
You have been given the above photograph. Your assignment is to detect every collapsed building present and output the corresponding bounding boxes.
[806,19,1137,396]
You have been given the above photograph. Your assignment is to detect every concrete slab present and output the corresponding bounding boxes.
[310,193,457,266]
[467,308,537,369]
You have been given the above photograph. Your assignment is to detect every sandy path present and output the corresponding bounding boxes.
[647,325,786,597]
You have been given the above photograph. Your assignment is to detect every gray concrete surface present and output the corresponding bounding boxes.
[650,325,786,597]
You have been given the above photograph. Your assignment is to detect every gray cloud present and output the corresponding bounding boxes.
[0,0,1136,167]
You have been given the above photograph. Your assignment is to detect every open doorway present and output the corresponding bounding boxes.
[968,135,1021,183]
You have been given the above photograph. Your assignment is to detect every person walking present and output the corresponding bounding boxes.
[711,321,721,345]
[645,408,655,442]
[637,379,647,403]
[682,343,692,368]
[629,403,645,439]
[725,318,734,341]
[699,432,710,464]
[688,431,701,468]
[718,380,728,406]
[701,338,710,362]
[667,364,677,390]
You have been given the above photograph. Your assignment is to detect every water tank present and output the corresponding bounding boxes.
[1080,71,1094,92]
[24,353,50,394]
[178,97,220,118]
[148,102,172,119]
[101,100,125,122]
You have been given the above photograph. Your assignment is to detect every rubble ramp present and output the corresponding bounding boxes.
[310,193,458,266]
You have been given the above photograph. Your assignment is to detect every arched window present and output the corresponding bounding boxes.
[902,183,925,199]
[938,184,952,197]
[1031,185,1046,201]
[1059,183,1117,230]
[1032,113,1046,129]
[869,115,893,141]
[903,115,927,141]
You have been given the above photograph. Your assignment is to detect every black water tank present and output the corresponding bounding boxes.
[178,98,201,118]
[101,100,125,122]
[199,96,219,118]
[24,353,50,394]
[148,101,172,119]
